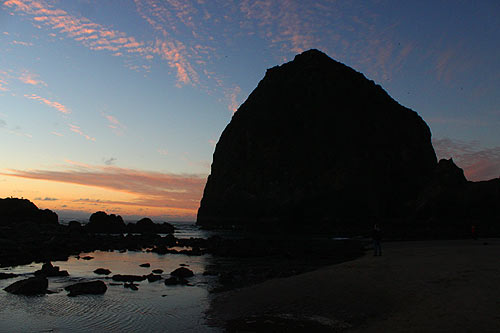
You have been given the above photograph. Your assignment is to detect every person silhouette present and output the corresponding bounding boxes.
[372,224,382,256]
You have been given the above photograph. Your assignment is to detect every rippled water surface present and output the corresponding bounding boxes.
[0,222,219,332]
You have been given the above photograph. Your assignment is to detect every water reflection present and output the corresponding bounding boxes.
[0,222,219,332]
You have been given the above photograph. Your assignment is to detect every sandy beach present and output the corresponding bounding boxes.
[207,239,500,332]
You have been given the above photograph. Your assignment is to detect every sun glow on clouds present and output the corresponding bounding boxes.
[433,138,500,181]
[24,93,70,114]
[1,162,207,219]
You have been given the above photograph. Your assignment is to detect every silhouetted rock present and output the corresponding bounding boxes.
[146,273,162,282]
[86,211,126,233]
[0,198,59,227]
[164,276,188,285]
[197,49,437,228]
[94,268,111,275]
[111,274,146,282]
[126,218,174,234]
[4,276,48,295]
[0,272,18,279]
[34,262,69,277]
[152,269,163,274]
[139,263,150,267]
[124,282,139,290]
[65,280,107,296]
[170,267,194,278]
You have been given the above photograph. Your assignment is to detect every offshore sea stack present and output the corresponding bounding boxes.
[197,49,438,229]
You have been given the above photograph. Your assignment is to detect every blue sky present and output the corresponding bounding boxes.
[0,0,499,221]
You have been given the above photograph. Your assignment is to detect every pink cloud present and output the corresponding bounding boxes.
[1,163,207,211]
[12,40,33,46]
[103,114,126,136]
[69,124,95,141]
[6,0,198,87]
[24,93,70,114]
[19,70,47,86]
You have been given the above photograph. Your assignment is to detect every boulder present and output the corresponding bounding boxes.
[0,272,18,279]
[152,269,163,274]
[94,268,111,275]
[139,263,150,267]
[4,276,48,295]
[65,280,107,296]
[34,262,69,277]
[111,274,146,282]
[170,267,194,278]
[197,49,437,228]
[86,211,126,233]
[164,276,188,285]
[146,273,162,282]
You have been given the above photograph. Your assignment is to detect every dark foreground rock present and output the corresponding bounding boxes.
[146,273,162,282]
[0,272,18,279]
[170,267,194,278]
[94,268,111,275]
[111,274,146,282]
[164,276,188,286]
[65,280,107,297]
[4,276,48,295]
[34,262,69,277]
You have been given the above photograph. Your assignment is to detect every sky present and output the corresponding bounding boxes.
[0,0,499,222]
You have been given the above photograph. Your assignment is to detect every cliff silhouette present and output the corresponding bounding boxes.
[197,49,500,234]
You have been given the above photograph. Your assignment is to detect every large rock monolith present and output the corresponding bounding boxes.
[197,49,437,229]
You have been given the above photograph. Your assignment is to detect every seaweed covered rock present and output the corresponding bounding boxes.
[197,49,437,228]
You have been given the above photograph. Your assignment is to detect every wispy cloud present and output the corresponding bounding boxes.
[433,138,500,181]
[19,70,47,86]
[5,0,199,87]
[51,131,64,137]
[24,93,70,114]
[34,197,58,201]
[1,162,207,211]
[69,124,95,141]
[11,40,32,46]
[103,113,126,136]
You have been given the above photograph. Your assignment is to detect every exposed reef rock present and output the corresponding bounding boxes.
[197,49,437,228]
[4,276,48,295]
[65,280,107,297]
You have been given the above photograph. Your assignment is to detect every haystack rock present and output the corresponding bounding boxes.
[197,49,438,229]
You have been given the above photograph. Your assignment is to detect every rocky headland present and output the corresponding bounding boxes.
[197,49,500,237]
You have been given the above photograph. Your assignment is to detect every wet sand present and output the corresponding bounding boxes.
[207,239,500,332]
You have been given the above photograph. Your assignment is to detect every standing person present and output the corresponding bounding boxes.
[372,224,382,256]
[471,225,477,240]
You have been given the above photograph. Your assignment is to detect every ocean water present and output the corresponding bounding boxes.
[0,222,219,332]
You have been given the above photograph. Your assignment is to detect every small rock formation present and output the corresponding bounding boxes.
[94,268,111,275]
[124,282,139,290]
[0,272,18,279]
[146,273,162,282]
[34,262,69,277]
[126,218,175,234]
[86,211,126,233]
[111,274,147,282]
[152,269,163,274]
[4,276,48,295]
[139,263,151,267]
[65,280,107,297]
[197,49,437,228]
[170,267,194,278]
[164,276,188,286]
